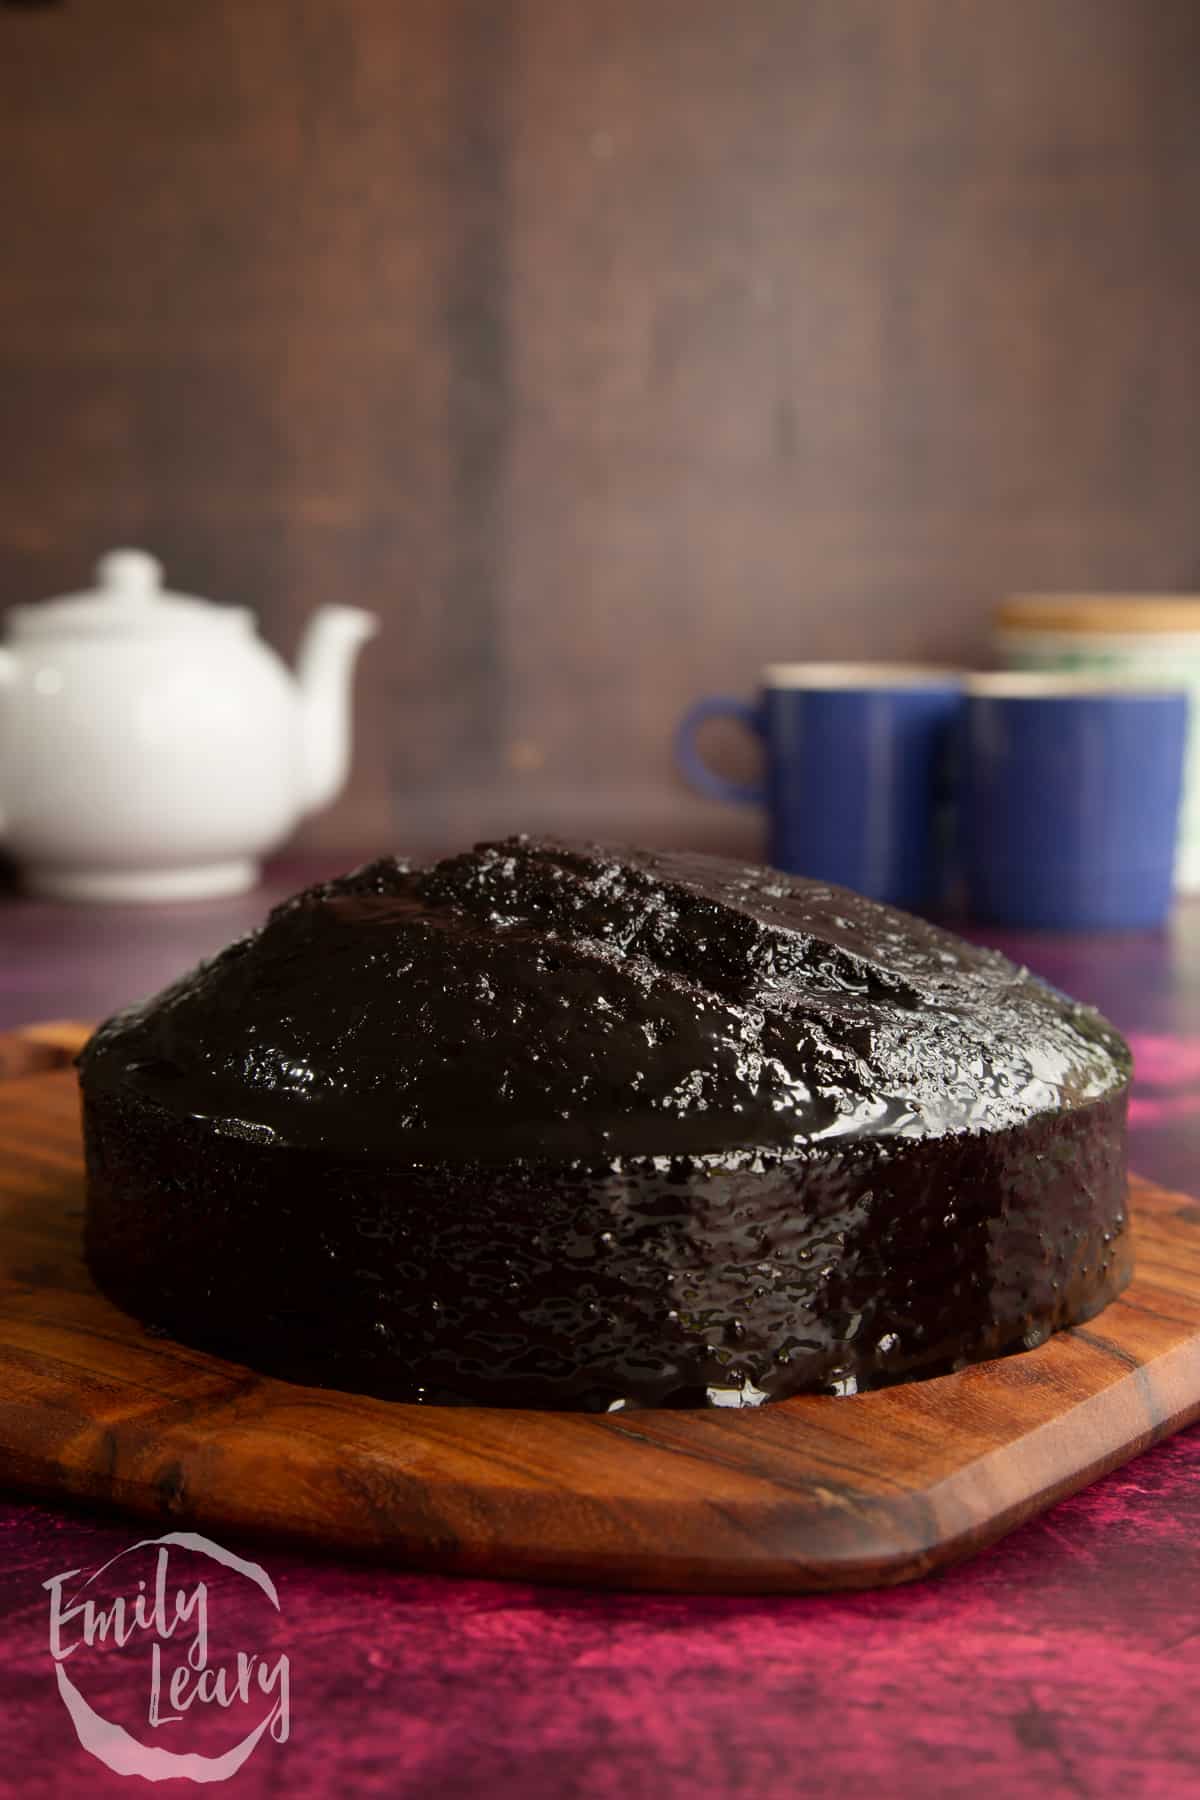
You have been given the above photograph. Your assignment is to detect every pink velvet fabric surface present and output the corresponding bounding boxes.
[0,871,1197,1798]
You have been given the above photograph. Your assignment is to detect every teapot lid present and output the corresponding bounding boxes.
[9,549,252,639]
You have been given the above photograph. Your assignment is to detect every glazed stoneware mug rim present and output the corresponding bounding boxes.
[763,661,962,690]
[967,672,1189,702]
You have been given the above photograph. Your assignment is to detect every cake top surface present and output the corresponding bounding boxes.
[79,837,1131,1160]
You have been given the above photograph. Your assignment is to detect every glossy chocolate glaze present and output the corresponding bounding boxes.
[81,837,1128,1159]
[80,838,1133,1408]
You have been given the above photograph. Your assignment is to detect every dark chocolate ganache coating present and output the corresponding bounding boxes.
[81,837,1127,1159]
[80,838,1133,1409]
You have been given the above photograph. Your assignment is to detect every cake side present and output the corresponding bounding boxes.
[82,1078,1130,1410]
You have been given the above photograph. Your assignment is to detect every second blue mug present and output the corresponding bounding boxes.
[960,674,1188,930]
[675,663,963,907]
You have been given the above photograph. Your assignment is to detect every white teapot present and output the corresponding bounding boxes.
[0,550,378,901]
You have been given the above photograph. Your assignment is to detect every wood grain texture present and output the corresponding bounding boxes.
[0,1048,1198,1593]
[3,3,1200,858]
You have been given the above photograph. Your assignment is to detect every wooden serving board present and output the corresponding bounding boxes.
[1,1025,1199,1594]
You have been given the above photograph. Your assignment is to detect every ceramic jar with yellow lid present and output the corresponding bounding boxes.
[996,595,1200,893]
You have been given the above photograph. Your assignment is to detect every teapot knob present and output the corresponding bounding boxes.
[96,548,163,602]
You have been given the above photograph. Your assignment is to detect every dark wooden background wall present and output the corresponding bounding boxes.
[3,0,1200,860]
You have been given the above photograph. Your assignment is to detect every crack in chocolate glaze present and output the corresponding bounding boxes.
[78,838,1134,1410]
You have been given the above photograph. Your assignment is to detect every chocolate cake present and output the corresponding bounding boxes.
[79,837,1133,1410]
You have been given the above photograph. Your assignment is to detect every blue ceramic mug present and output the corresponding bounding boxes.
[675,663,963,907]
[961,674,1189,930]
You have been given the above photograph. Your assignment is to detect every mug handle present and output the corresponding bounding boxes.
[674,696,767,806]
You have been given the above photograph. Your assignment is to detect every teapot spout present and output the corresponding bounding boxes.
[295,607,379,817]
